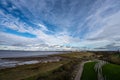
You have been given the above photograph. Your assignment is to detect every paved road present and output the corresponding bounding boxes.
[74,61,91,80]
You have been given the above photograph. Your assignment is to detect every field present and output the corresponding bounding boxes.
[0,61,65,80]
[52,52,95,59]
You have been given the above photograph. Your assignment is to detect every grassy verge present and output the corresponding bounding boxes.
[81,62,97,80]
[102,63,120,80]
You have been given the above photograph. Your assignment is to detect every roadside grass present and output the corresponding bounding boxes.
[81,62,97,80]
[102,63,120,80]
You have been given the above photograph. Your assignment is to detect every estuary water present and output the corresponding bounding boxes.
[0,50,65,69]
[0,50,64,58]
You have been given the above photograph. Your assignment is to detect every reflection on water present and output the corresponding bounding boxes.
[18,61,39,65]
[0,59,39,69]
[0,59,18,68]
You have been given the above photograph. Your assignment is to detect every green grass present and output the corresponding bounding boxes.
[81,62,97,80]
[102,63,120,80]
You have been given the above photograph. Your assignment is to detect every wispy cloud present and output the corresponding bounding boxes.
[0,0,120,50]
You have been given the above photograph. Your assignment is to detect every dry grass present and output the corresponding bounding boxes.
[0,61,67,80]
[109,55,120,64]
[53,52,95,59]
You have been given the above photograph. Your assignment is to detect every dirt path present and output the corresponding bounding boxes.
[74,61,91,80]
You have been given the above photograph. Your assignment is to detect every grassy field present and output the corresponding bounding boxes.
[25,60,80,80]
[81,62,97,80]
[52,52,95,59]
[102,63,120,80]
[0,58,80,80]
[0,61,68,80]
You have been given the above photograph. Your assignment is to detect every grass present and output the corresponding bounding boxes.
[52,52,95,59]
[81,62,97,80]
[0,61,67,80]
[109,54,120,64]
[0,59,80,80]
[102,63,120,80]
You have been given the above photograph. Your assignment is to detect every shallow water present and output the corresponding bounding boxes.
[0,59,40,69]
[0,50,65,69]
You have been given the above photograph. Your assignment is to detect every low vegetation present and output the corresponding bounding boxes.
[25,59,80,80]
[0,61,67,80]
[52,52,95,59]
[102,63,120,80]
[81,62,97,80]
[108,51,120,64]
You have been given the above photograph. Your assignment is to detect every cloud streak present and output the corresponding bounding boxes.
[0,0,120,51]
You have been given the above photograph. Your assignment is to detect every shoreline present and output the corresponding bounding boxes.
[0,55,62,69]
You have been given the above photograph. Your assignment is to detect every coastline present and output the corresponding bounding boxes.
[0,56,62,69]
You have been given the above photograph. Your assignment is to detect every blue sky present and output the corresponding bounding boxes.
[0,0,120,51]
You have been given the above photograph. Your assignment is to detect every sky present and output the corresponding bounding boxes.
[0,0,120,51]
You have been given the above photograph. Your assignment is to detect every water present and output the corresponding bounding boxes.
[0,50,65,69]
[0,50,64,58]
[0,59,40,69]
